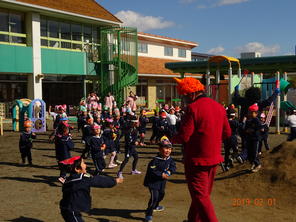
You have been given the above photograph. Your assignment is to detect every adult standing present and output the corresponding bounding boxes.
[87,92,100,111]
[126,91,138,112]
[105,92,115,114]
[172,77,231,222]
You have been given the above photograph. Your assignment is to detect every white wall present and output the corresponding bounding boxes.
[138,40,192,61]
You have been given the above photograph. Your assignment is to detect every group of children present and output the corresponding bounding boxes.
[223,102,286,173]
[223,101,296,173]
[17,93,296,222]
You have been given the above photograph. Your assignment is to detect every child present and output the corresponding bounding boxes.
[113,113,122,154]
[149,110,159,145]
[223,108,240,170]
[243,103,263,173]
[285,108,296,141]
[81,116,94,157]
[55,123,74,183]
[139,109,149,146]
[258,113,270,154]
[88,124,106,175]
[117,116,141,178]
[77,111,87,133]
[60,156,123,222]
[144,137,176,222]
[102,118,118,168]
[156,111,170,142]
[19,120,36,165]
[166,107,179,138]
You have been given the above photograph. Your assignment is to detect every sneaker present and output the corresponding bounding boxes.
[131,170,142,175]
[145,215,153,222]
[236,156,244,164]
[258,152,262,156]
[108,163,118,168]
[250,164,256,170]
[154,206,165,212]
[115,160,123,164]
[58,177,66,184]
[117,171,124,179]
[251,164,262,173]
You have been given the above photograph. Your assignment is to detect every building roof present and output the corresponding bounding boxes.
[138,32,198,49]
[138,56,200,78]
[165,55,296,74]
[15,0,121,23]
[191,52,215,58]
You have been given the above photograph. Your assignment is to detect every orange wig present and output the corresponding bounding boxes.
[173,77,205,95]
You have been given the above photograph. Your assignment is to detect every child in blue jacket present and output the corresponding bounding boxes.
[144,137,176,222]
[60,156,123,222]
[55,123,74,183]
[19,120,36,165]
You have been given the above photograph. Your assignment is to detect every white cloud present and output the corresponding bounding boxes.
[115,10,174,32]
[207,46,225,54]
[217,0,249,6]
[236,42,280,56]
[179,0,197,3]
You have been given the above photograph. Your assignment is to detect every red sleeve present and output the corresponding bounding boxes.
[222,113,231,140]
[172,106,195,144]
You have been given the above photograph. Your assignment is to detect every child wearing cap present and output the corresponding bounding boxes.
[102,118,118,168]
[55,123,74,183]
[139,109,149,146]
[258,113,270,154]
[19,121,36,165]
[149,110,160,145]
[144,137,176,222]
[223,108,240,170]
[156,111,170,143]
[88,123,107,175]
[285,108,296,141]
[166,107,179,138]
[60,157,123,222]
[117,116,141,178]
[239,103,263,173]
[81,116,94,157]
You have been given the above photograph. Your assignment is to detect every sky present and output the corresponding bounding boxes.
[97,0,296,58]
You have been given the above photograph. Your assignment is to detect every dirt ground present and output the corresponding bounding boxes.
[0,122,296,222]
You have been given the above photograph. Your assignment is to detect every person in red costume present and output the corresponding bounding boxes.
[171,77,231,222]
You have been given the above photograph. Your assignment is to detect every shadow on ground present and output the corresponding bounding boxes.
[215,169,251,181]
[89,208,145,221]
[6,216,44,222]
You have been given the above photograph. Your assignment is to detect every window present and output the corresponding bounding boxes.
[40,17,98,51]
[164,46,173,56]
[0,9,25,44]
[178,49,186,58]
[121,40,130,52]
[60,22,71,48]
[0,10,9,42]
[48,20,59,48]
[72,24,82,50]
[138,42,148,53]
[83,26,92,43]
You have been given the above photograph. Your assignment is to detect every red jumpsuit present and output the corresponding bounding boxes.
[173,95,231,222]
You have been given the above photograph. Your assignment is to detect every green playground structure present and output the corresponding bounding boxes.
[99,27,138,106]
[165,55,296,133]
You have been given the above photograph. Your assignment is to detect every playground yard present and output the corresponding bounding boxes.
[0,123,296,222]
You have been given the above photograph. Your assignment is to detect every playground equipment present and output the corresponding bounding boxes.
[0,117,3,136]
[12,98,31,132]
[206,56,264,104]
[29,99,46,133]
[205,55,296,134]
[12,98,46,132]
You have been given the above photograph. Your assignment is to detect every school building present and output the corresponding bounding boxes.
[135,33,199,109]
[0,0,138,109]
[0,0,202,112]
